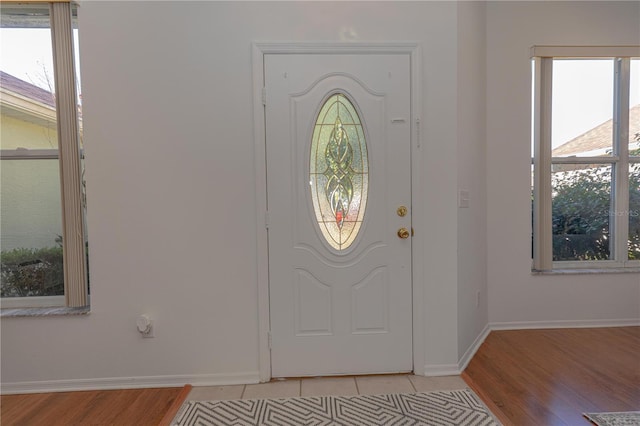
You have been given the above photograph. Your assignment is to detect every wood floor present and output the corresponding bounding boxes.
[1,327,638,425]
[0,386,187,426]
[463,326,640,426]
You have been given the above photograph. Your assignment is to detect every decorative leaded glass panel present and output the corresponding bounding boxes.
[310,93,368,251]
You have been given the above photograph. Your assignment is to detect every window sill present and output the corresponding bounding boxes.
[532,268,640,275]
[1,306,90,318]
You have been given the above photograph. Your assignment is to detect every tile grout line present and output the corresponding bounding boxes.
[185,376,466,403]
[407,375,417,393]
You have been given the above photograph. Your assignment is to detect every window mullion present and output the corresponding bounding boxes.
[613,58,630,262]
[533,57,553,270]
[50,2,87,307]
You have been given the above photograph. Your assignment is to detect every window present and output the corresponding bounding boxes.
[532,46,640,271]
[310,93,369,251]
[1,2,87,308]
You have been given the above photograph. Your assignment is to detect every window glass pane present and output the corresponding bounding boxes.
[628,59,639,260]
[530,163,534,259]
[1,160,64,297]
[629,162,640,260]
[551,59,614,158]
[630,59,640,157]
[71,4,88,257]
[310,93,368,251]
[1,6,64,298]
[72,5,83,149]
[1,5,56,107]
[552,164,611,261]
[1,7,57,150]
[531,59,535,158]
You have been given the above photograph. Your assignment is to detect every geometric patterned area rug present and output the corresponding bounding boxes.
[172,389,500,426]
[583,411,640,426]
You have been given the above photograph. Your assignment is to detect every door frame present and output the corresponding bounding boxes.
[252,42,424,382]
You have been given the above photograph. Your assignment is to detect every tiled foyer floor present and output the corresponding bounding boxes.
[187,374,467,401]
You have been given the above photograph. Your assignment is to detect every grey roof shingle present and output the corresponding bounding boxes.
[552,104,640,156]
[0,70,55,108]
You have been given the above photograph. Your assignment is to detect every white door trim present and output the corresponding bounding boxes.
[252,42,423,382]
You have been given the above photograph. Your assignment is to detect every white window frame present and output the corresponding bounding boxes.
[532,45,640,272]
[1,2,87,309]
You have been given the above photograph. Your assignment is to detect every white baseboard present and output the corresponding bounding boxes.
[422,324,490,377]
[490,318,640,330]
[1,371,260,395]
[422,364,461,376]
[458,324,491,373]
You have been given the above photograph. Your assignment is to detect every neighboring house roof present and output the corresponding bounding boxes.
[1,70,58,128]
[552,104,640,157]
[0,71,55,108]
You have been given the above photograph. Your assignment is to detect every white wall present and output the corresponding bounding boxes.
[457,1,489,362]
[3,1,637,392]
[486,1,640,327]
[1,1,464,390]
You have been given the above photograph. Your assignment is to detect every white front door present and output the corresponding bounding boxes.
[265,53,412,377]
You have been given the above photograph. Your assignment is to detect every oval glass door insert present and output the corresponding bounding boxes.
[310,93,368,251]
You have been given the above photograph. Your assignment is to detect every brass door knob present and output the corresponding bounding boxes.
[397,228,410,239]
